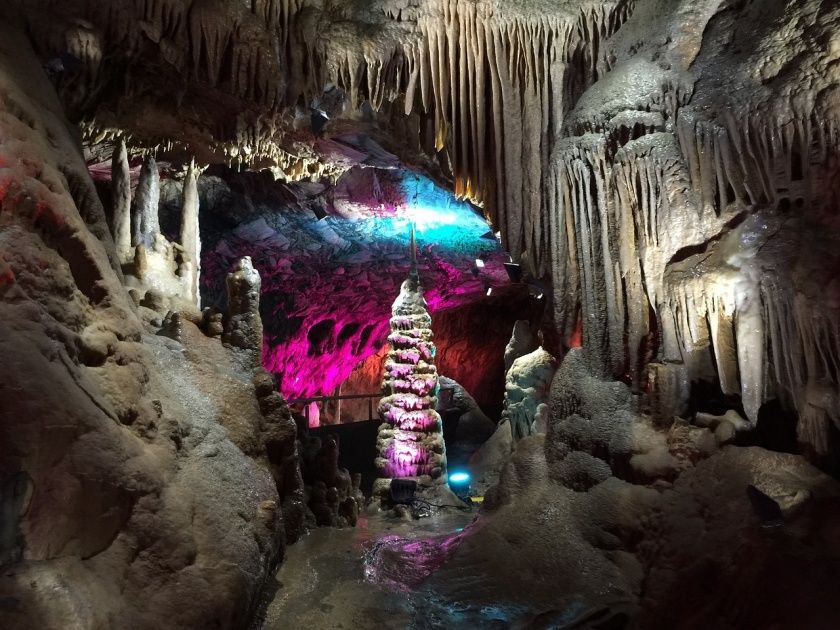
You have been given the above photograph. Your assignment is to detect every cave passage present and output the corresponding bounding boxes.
[3,1,840,629]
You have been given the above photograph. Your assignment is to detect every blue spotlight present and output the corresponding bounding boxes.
[448,470,472,501]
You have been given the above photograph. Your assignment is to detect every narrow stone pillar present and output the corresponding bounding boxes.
[131,156,160,250]
[223,256,263,365]
[111,139,132,263]
[179,162,201,307]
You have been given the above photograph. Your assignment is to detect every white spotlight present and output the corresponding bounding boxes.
[475,258,485,268]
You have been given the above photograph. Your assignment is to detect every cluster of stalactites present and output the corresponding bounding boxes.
[43,0,631,252]
[546,102,840,456]
[315,1,632,260]
[109,139,202,307]
[376,275,446,480]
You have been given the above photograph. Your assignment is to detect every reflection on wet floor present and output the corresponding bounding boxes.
[261,509,505,630]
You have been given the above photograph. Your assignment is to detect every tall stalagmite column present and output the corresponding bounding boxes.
[111,139,132,263]
[179,162,201,307]
[131,156,161,249]
[224,256,263,367]
[376,228,446,481]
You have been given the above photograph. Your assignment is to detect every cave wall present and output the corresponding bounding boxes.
[0,7,286,628]
[190,165,514,402]
[1,0,840,627]
[546,0,840,457]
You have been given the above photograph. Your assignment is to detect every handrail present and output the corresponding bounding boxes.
[287,384,456,425]
[287,393,381,405]
[288,392,382,424]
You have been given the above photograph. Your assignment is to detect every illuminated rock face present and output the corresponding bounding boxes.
[376,273,446,480]
[197,167,512,404]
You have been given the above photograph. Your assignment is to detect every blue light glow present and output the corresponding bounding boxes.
[362,171,494,255]
[449,472,471,484]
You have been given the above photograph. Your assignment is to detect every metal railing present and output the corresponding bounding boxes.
[288,392,381,425]
[288,385,457,426]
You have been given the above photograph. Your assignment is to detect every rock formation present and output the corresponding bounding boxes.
[14,0,836,455]
[0,14,288,628]
[503,320,538,373]
[438,376,495,447]
[131,156,161,250]
[504,347,557,441]
[178,162,201,307]
[299,435,363,528]
[376,268,446,482]
[110,139,132,262]
[223,256,263,362]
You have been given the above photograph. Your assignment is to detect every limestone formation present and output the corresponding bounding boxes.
[299,435,361,528]
[178,162,201,307]
[110,139,132,262]
[503,320,538,373]
[223,256,263,361]
[131,156,161,250]
[0,14,287,628]
[376,271,446,481]
[253,369,306,542]
[503,346,557,441]
[4,0,840,627]
[438,376,495,446]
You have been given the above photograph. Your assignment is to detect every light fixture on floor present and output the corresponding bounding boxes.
[448,470,472,502]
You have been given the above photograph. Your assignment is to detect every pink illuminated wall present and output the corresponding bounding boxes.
[200,168,509,407]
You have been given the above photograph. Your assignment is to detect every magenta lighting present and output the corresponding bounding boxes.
[376,268,447,480]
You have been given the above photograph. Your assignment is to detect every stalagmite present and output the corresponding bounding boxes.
[504,346,556,440]
[179,162,201,307]
[504,320,538,373]
[131,156,161,250]
[376,233,446,481]
[223,256,263,366]
[110,139,132,263]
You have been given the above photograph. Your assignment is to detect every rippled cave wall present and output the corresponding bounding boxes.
[0,11,286,629]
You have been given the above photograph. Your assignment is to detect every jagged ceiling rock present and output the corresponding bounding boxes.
[185,166,516,401]
[13,0,631,249]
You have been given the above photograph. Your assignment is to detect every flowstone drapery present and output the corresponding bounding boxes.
[376,233,446,481]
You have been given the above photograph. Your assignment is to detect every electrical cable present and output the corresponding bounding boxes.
[409,497,473,512]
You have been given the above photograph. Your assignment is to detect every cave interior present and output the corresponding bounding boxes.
[2,0,840,628]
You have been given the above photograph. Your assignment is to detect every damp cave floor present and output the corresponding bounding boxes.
[259,507,499,630]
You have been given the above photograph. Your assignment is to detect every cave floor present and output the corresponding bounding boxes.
[261,507,507,630]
